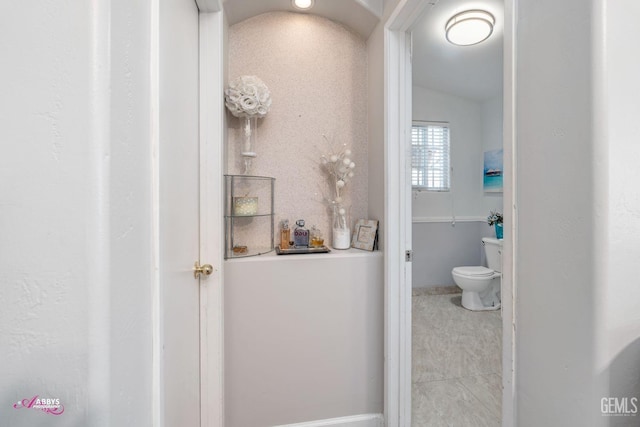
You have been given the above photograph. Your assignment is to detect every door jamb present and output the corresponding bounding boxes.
[198,2,225,427]
[384,2,426,425]
[383,1,516,425]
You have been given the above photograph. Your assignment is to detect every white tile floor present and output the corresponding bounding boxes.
[412,289,502,426]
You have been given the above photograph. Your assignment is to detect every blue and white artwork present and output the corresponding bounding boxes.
[483,148,503,192]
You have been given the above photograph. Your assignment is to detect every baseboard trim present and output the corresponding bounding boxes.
[273,413,384,427]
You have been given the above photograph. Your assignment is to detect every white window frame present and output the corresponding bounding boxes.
[411,121,450,192]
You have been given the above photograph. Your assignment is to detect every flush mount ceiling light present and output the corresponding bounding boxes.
[445,10,495,46]
[292,0,314,10]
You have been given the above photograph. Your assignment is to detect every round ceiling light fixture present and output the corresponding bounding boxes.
[292,0,315,10]
[445,10,495,46]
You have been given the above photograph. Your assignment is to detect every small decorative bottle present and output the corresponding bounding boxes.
[310,225,324,248]
[280,219,291,249]
[293,219,309,248]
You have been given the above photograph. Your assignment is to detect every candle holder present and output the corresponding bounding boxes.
[233,196,258,216]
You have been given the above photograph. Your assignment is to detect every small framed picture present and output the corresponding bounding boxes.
[351,219,379,251]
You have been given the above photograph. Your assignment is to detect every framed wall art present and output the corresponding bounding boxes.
[351,219,379,251]
[483,148,503,193]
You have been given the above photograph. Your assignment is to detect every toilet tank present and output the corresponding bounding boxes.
[482,237,503,272]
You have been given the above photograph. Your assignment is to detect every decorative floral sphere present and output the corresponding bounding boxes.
[225,75,272,118]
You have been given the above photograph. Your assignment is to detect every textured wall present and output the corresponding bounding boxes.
[0,1,154,425]
[228,12,368,242]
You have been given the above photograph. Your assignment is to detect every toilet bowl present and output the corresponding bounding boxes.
[451,237,502,311]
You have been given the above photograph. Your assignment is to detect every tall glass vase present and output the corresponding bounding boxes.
[240,116,257,175]
[332,204,351,250]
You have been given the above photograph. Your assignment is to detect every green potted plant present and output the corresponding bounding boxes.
[487,210,504,239]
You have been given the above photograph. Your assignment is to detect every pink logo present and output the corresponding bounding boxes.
[13,395,64,415]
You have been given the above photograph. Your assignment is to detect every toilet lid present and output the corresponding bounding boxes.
[453,266,495,277]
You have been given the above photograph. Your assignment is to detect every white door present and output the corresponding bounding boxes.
[159,0,201,424]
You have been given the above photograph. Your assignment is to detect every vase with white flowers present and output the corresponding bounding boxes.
[224,75,272,174]
[320,135,356,249]
[487,210,504,239]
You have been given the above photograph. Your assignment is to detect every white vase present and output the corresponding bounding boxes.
[332,204,351,250]
[240,116,257,174]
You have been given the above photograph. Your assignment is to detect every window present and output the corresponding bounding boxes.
[411,121,450,191]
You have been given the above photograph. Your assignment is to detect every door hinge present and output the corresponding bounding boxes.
[405,250,413,262]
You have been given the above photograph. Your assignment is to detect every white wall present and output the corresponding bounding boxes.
[224,252,384,426]
[412,222,486,287]
[367,9,385,250]
[411,87,501,287]
[412,86,484,219]
[0,1,154,425]
[412,86,503,219]
[600,0,640,421]
[159,0,201,425]
[514,0,625,423]
[365,0,404,252]
[481,95,504,214]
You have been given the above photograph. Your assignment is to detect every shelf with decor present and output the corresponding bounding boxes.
[224,174,275,259]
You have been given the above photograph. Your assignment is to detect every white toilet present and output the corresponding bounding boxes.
[451,237,502,311]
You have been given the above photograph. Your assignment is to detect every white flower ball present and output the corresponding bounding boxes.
[343,158,351,165]
[224,75,272,118]
[345,149,352,156]
[339,208,346,215]
[348,172,354,178]
[349,162,355,169]
[330,155,338,162]
[336,180,345,188]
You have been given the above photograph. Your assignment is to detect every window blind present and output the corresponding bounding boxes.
[411,122,450,191]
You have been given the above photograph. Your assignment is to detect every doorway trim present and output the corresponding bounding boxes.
[383,0,516,425]
[198,1,225,427]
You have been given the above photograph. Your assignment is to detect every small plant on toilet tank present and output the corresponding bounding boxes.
[487,210,503,226]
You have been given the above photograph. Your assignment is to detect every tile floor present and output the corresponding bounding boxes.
[412,288,502,426]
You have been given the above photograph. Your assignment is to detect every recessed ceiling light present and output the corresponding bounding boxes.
[292,0,314,10]
[445,10,495,46]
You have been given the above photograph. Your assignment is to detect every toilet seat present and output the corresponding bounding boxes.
[452,266,495,277]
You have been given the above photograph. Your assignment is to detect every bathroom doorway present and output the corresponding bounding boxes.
[410,0,505,424]
[383,0,515,425]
